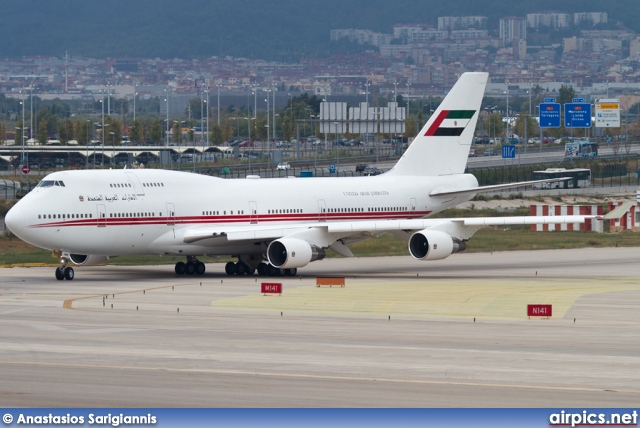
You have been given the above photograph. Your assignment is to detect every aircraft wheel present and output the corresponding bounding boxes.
[64,267,75,281]
[195,262,206,275]
[175,262,186,275]
[257,263,268,276]
[268,265,283,276]
[55,268,64,280]
[285,268,297,277]
[185,262,195,275]
[245,266,256,276]
[235,262,247,275]
[225,262,236,275]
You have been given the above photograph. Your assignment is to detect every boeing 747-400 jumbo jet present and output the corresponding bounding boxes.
[5,72,593,280]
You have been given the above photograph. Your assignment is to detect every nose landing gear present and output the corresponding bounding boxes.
[55,258,74,281]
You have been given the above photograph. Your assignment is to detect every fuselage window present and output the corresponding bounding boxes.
[89,214,92,218]
[38,215,41,219]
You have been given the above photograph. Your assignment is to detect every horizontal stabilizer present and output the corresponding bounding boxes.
[602,201,636,220]
[430,177,572,198]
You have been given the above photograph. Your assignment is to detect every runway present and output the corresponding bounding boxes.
[1,247,639,407]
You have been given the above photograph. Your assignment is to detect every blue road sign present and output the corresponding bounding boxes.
[502,145,516,159]
[539,103,561,128]
[543,98,556,103]
[572,98,585,103]
[329,163,336,173]
[564,103,592,128]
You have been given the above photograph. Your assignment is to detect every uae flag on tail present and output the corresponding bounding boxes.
[425,110,476,136]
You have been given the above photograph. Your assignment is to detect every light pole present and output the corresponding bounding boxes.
[109,131,115,166]
[19,88,25,166]
[216,84,221,125]
[85,119,90,169]
[406,82,411,117]
[200,85,205,144]
[107,84,111,116]
[29,85,33,143]
[164,87,170,147]
[272,84,277,142]
[505,85,510,141]
[334,121,340,172]
[133,85,138,123]
[265,92,270,144]
[204,88,209,146]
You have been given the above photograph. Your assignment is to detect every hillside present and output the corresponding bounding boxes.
[1,0,638,61]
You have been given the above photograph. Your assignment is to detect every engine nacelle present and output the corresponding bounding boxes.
[69,254,110,266]
[408,230,466,261]
[267,238,326,269]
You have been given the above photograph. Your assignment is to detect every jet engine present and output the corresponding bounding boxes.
[408,230,466,261]
[267,238,326,269]
[69,254,110,266]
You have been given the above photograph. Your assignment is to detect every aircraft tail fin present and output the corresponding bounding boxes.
[387,72,488,177]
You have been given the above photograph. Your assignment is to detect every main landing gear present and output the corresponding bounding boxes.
[225,261,297,277]
[55,258,75,281]
[174,256,206,275]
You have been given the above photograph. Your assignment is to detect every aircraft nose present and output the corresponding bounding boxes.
[5,204,25,235]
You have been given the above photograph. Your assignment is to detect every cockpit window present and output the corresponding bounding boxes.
[37,180,65,188]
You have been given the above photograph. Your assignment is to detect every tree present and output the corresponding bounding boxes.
[209,124,224,145]
[58,118,74,143]
[74,119,92,145]
[129,119,142,144]
[37,120,48,145]
[486,112,504,139]
[15,119,25,145]
[149,119,163,145]
[558,85,576,105]
[513,114,538,139]
[104,116,122,144]
[172,122,183,144]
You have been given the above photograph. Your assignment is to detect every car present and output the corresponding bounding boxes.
[468,149,478,157]
[356,163,368,172]
[484,148,498,156]
[362,167,383,176]
[277,162,290,170]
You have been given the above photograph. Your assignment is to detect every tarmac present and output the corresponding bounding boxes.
[0,247,639,407]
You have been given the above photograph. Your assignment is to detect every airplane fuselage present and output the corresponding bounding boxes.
[9,168,478,257]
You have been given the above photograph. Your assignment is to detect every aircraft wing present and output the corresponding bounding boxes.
[182,214,597,246]
[430,177,572,198]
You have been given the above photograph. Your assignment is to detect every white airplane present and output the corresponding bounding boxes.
[5,72,592,281]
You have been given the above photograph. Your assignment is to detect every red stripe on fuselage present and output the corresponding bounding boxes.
[28,211,433,228]
[424,110,450,136]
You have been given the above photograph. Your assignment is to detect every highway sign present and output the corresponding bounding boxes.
[539,102,561,128]
[329,163,336,173]
[564,103,592,128]
[543,98,556,103]
[595,98,620,128]
[502,145,516,159]
[22,165,30,174]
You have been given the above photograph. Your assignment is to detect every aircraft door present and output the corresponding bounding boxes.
[97,204,106,227]
[124,172,145,196]
[410,198,417,212]
[249,201,258,224]
[317,199,327,221]
[166,203,175,226]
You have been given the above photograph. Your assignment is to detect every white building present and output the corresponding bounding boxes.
[438,16,487,30]
[526,13,571,29]
[574,12,608,26]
